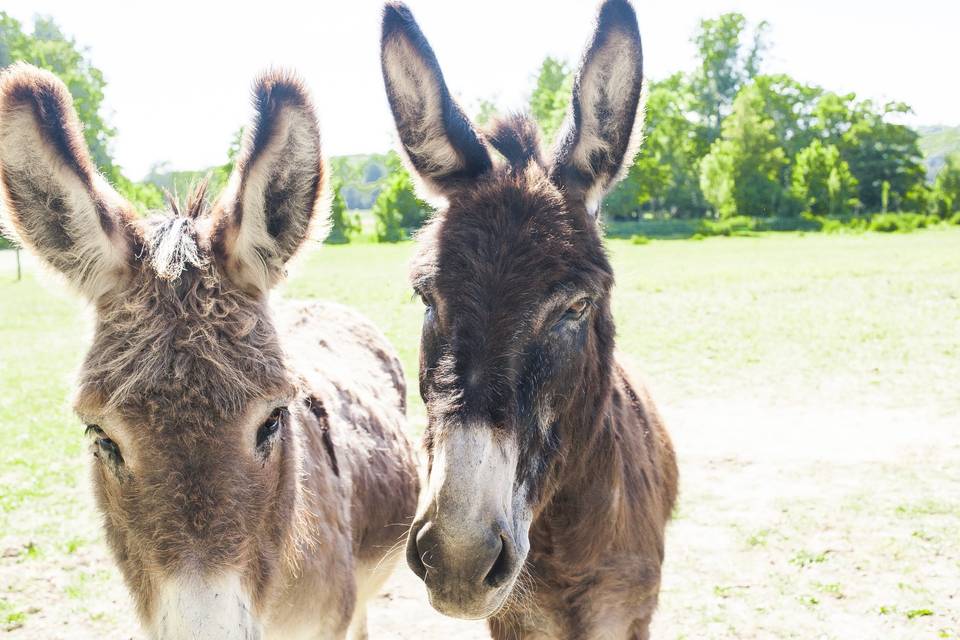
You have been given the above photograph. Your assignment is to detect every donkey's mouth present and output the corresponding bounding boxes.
[423,575,517,620]
[408,517,526,619]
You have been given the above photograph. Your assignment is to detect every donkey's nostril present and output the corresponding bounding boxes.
[405,520,428,580]
[483,533,515,588]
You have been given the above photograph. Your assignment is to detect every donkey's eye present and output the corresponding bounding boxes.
[256,407,287,449]
[86,425,124,466]
[563,298,591,322]
[417,291,437,320]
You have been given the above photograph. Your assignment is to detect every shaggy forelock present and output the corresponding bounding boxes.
[147,183,212,282]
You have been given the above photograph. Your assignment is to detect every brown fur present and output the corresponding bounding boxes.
[412,158,677,640]
[382,1,677,637]
[0,63,418,639]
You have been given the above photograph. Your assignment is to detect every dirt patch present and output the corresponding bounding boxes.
[651,401,960,639]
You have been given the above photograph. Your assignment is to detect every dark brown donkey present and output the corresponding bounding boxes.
[0,64,418,639]
[380,1,678,637]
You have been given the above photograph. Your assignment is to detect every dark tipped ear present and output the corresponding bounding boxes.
[550,0,645,216]
[0,63,137,300]
[380,2,492,198]
[211,69,325,295]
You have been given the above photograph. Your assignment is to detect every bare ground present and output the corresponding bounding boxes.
[2,398,957,639]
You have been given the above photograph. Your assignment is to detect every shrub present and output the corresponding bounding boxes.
[869,214,905,233]
[933,154,960,218]
[324,179,361,244]
[630,234,650,245]
[791,140,859,215]
[819,218,845,234]
[698,216,756,237]
[373,198,405,243]
[372,154,431,243]
[867,213,935,234]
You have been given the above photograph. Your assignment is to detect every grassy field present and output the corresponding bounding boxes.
[0,228,958,638]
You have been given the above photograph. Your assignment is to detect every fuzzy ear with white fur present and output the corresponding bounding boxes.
[550,0,645,216]
[211,70,324,295]
[380,2,492,198]
[0,63,138,300]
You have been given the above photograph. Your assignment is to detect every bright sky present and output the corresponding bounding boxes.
[4,0,956,179]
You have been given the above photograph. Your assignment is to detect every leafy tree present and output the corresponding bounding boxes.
[529,57,572,144]
[699,83,787,217]
[752,74,822,161]
[115,177,164,210]
[690,13,769,144]
[604,75,694,219]
[791,140,859,215]
[813,96,926,211]
[698,145,737,218]
[933,154,960,217]
[1,14,116,177]
[325,178,360,244]
[474,98,500,128]
[840,102,925,211]
[602,14,770,220]
[372,153,431,242]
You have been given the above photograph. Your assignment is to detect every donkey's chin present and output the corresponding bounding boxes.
[424,578,517,620]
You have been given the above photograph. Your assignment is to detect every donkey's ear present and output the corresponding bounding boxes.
[380,2,492,198]
[0,63,137,300]
[211,70,324,295]
[550,0,645,216]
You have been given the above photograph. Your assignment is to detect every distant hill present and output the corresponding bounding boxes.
[919,125,960,181]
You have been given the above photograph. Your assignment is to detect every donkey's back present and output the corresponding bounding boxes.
[275,300,419,638]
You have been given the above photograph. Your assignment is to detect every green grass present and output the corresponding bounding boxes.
[287,228,960,421]
[1,227,959,637]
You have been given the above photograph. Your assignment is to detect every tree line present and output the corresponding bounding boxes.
[360,13,960,242]
[525,13,955,222]
[2,11,959,248]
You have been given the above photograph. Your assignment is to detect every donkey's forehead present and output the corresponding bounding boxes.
[76,266,291,421]
[413,172,609,298]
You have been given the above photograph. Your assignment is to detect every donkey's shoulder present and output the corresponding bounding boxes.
[275,300,406,414]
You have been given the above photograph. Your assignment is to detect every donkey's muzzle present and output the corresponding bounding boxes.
[406,518,519,619]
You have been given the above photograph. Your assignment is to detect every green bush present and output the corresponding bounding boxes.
[869,214,906,233]
[324,179,361,244]
[950,212,960,226]
[630,234,651,245]
[867,213,935,233]
[372,154,431,243]
[818,217,845,234]
[759,216,823,232]
[698,216,757,237]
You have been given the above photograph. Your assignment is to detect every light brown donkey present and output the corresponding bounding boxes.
[381,0,678,637]
[0,63,418,639]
